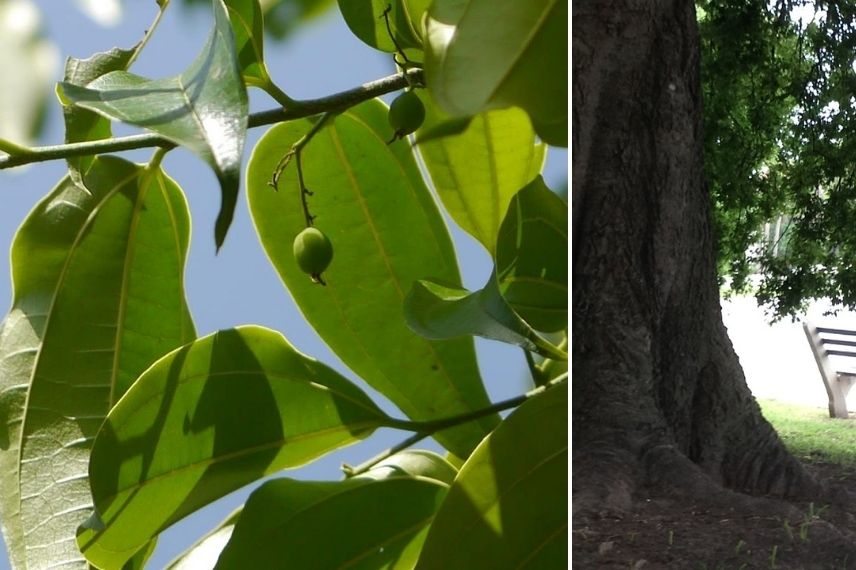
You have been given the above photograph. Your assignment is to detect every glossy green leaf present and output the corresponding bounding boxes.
[424,0,568,146]
[0,156,194,569]
[167,508,241,570]
[216,475,447,569]
[60,0,249,249]
[537,334,568,385]
[412,116,473,145]
[247,99,497,458]
[265,0,336,37]
[361,449,459,486]
[496,176,568,332]
[416,94,545,254]
[416,382,568,569]
[60,45,136,177]
[405,274,567,360]
[224,0,278,92]
[0,0,57,148]
[338,0,430,52]
[78,325,390,569]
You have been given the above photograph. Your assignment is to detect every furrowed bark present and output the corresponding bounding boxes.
[572,0,819,515]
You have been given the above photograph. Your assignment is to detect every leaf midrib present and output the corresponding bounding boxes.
[326,123,473,421]
[94,419,383,523]
[17,166,141,485]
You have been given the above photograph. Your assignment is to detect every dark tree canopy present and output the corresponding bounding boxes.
[702,1,856,318]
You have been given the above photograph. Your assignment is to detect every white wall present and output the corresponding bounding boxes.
[720,296,856,410]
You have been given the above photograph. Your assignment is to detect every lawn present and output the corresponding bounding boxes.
[759,399,856,466]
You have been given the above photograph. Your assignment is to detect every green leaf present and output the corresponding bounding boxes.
[0,156,194,569]
[78,325,390,569]
[337,0,430,52]
[60,0,249,249]
[264,0,336,38]
[412,116,473,145]
[416,94,545,253]
[416,382,568,569]
[0,0,57,148]
[167,508,241,570]
[223,0,296,106]
[60,45,136,176]
[424,0,568,146]
[362,449,459,486]
[247,99,497,458]
[223,0,268,86]
[404,274,567,360]
[495,176,568,332]
[216,475,447,569]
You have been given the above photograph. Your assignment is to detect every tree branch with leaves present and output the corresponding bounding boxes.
[0,0,567,568]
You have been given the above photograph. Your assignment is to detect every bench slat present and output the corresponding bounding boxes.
[826,349,856,358]
[821,338,856,349]
[804,321,853,418]
[817,326,856,336]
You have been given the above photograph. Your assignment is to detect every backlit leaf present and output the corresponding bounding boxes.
[361,449,459,486]
[247,99,497,458]
[60,0,248,249]
[404,274,567,359]
[216,475,447,569]
[60,45,136,177]
[78,325,390,569]
[337,0,430,52]
[167,508,241,570]
[495,176,568,332]
[416,382,568,569]
[424,0,568,146]
[224,0,270,88]
[416,93,545,253]
[0,156,194,569]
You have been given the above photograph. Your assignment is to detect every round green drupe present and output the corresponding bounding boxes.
[388,90,426,139]
[293,227,334,276]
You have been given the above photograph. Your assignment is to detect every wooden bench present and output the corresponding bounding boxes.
[803,321,856,418]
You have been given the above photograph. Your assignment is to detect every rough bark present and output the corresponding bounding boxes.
[572,0,822,516]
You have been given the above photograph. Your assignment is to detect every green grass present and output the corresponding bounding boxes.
[759,399,856,465]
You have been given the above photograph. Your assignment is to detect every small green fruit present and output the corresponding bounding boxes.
[293,227,333,279]
[388,91,425,141]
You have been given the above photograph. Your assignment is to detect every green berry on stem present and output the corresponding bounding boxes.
[293,227,333,284]
[388,90,425,142]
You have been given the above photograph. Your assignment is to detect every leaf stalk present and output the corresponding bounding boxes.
[342,375,567,477]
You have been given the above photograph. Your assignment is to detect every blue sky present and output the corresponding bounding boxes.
[0,2,568,567]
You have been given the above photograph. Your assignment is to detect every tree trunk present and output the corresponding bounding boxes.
[572,0,821,516]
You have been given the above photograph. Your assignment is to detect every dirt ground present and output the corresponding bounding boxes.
[572,461,856,569]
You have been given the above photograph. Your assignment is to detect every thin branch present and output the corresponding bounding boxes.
[263,80,300,109]
[0,68,423,171]
[127,0,171,69]
[269,111,335,195]
[383,378,559,434]
[524,349,543,387]
[342,375,568,477]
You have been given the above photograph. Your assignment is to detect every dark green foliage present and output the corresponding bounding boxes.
[701,1,856,318]
[183,0,335,39]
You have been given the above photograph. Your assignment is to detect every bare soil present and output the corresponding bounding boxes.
[572,461,856,569]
